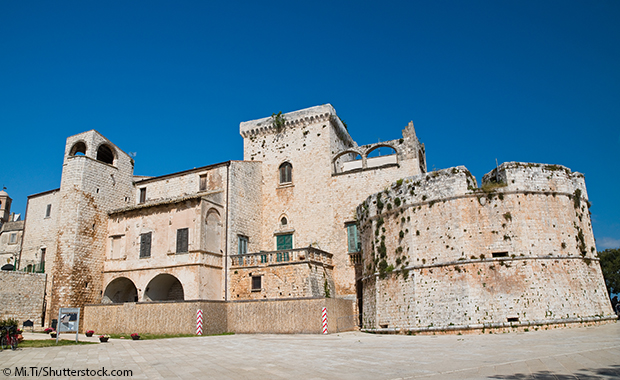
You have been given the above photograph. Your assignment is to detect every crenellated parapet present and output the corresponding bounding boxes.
[239,104,352,144]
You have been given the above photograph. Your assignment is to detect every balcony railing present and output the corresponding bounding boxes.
[231,247,333,268]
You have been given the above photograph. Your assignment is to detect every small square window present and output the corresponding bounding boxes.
[8,233,17,244]
[251,275,262,291]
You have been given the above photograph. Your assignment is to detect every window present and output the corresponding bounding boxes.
[199,174,207,191]
[276,233,293,250]
[238,236,248,255]
[260,254,267,264]
[280,217,287,226]
[176,228,189,253]
[251,275,262,291]
[492,252,508,258]
[45,204,52,218]
[279,162,292,184]
[9,233,17,244]
[346,223,361,253]
[139,188,146,204]
[96,144,114,165]
[140,232,152,258]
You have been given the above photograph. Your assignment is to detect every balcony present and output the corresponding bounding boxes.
[231,247,333,269]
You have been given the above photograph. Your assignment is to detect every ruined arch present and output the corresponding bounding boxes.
[102,277,138,303]
[69,141,87,156]
[96,144,115,165]
[205,208,222,253]
[332,149,364,173]
[365,144,397,158]
[143,274,184,301]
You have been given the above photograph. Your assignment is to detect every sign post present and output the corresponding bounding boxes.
[57,308,80,343]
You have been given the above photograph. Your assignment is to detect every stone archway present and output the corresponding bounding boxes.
[143,274,184,301]
[102,277,138,303]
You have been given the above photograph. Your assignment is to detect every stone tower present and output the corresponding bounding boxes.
[0,190,12,226]
[46,130,134,326]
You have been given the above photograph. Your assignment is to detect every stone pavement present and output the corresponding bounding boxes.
[1,323,619,379]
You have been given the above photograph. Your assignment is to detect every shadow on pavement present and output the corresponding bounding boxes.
[488,365,620,379]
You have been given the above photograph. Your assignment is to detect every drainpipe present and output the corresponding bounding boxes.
[224,161,231,301]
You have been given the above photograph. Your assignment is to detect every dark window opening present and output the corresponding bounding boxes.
[45,204,52,218]
[96,145,115,165]
[492,252,509,258]
[279,162,292,184]
[139,188,146,204]
[176,228,189,253]
[251,275,261,291]
[507,317,519,322]
[140,232,152,258]
[199,174,207,191]
[281,217,287,226]
[69,142,86,156]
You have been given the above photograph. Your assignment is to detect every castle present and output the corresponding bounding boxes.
[2,104,615,333]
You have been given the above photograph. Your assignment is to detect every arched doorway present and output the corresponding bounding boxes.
[102,277,138,303]
[144,274,184,301]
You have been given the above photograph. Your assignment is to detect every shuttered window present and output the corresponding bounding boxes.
[199,174,207,191]
[176,228,189,253]
[346,223,360,253]
[139,188,146,204]
[279,162,292,184]
[238,236,248,255]
[276,233,293,250]
[140,232,152,258]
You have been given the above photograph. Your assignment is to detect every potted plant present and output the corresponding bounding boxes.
[99,334,110,343]
[131,333,140,340]
[48,328,57,338]
[85,330,94,337]
[16,329,24,343]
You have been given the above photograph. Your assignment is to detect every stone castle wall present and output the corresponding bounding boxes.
[83,297,354,335]
[358,162,615,332]
[0,271,46,325]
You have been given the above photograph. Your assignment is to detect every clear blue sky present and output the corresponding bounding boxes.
[1,1,618,249]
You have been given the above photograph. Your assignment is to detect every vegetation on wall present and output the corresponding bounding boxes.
[271,111,286,132]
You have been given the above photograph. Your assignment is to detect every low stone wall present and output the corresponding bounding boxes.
[228,297,355,334]
[83,297,355,335]
[83,300,227,335]
[0,271,46,326]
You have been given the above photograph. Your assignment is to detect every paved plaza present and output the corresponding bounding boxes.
[1,322,619,379]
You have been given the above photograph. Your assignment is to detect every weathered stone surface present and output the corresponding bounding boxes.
[357,163,615,332]
[0,271,46,324]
